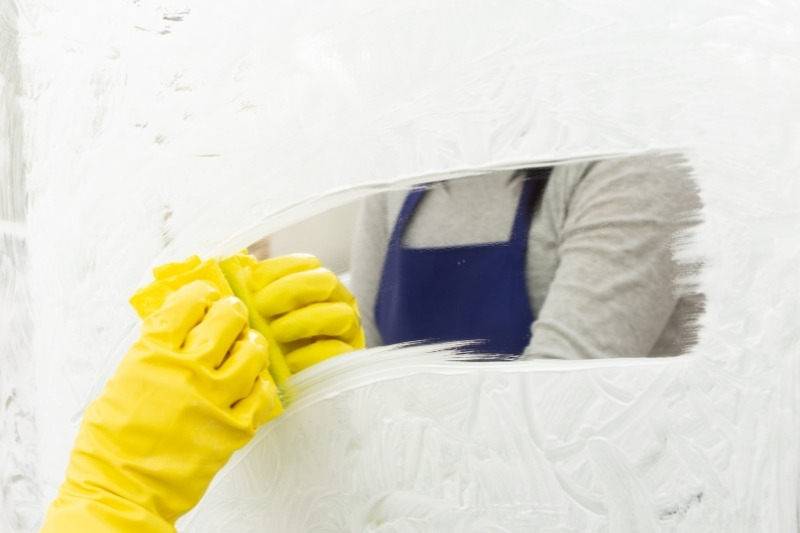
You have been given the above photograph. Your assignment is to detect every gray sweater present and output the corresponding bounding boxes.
[349,153,703,359]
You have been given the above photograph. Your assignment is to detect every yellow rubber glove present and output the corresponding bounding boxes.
[248,254,365,374]
[40,281,281,533]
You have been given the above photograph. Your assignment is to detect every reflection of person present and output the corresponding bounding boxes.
[350,153,703,359]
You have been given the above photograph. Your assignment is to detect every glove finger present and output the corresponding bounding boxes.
[285,339,354,373]
[351,327,366,350]
[143,280,220,348]
[247,254,321,290]
[270,302,357,343]
[231,369,282,431]
[327,279,359,307]
[184,296,249,368]
[213,331,269,407]
[253,268,338,318]
[343,321,366,350]
[323,279,364,329]
[319,279,365,348]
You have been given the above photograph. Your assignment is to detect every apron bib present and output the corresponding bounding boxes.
[374,169,549,356]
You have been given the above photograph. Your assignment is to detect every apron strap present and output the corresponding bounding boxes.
[511,166,552,241]
[388,185,428,249]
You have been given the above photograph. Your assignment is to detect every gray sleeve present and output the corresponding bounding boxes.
[523,153,698,359]
[349,192,390,348]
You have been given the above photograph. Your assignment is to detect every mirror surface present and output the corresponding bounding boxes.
[252,152,704,360]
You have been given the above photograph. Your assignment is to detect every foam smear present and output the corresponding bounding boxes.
[180,346,710,532]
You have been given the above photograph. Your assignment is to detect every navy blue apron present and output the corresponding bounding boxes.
[374,169,549,356]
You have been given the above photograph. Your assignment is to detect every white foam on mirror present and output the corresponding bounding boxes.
[2,0,799,531]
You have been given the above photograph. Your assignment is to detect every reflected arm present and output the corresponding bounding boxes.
[523,153,702,359]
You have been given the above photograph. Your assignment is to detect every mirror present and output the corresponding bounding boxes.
[250,153,704,360]
[11,0,796,530]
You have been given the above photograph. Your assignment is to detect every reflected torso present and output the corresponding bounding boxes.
[350,153,703,359]
[374,171,542,355]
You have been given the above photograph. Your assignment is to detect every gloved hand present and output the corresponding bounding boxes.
[40,280,281,533]
[248,254,365,374]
